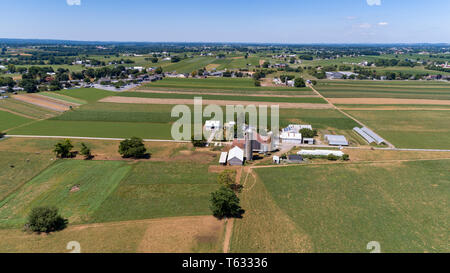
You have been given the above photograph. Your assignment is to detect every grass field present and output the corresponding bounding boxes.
[315,80,450,100]
[120,91,326,104]
[0,98,59,119]
[54,88,116,103]
[40,92,87,105]
[139,77,313,94]
[249,159,450,252]
[345,110,450,149]
[91,161,219,223]
[162,57,216,74]
[0,110,33,131]
[0,215,224,253]
[0,160,132,228]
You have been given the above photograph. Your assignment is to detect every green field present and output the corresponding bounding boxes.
[0,151,55,202]
[0,160,131,228]
[55,88,116,103]
[345,110,450,149]
[0,110,33,131]
[139,77,313,94]
[40,92,87,105]
[0,98,59,119]
[91,161,219,223]
[162,57,216,74]
[252,159,450,252]
[315,80,450,100]
[121,91,325,104]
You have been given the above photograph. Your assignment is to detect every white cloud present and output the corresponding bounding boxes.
[378,22,389,26]
[366,0,381,6]
[67,0,81,6]
[359,23,372,29]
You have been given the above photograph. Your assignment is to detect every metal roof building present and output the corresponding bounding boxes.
[227,146,244,166]
[361,127,385,145]
[353,127,375,144]
[219,152,228,165]
[298,150,344,157]
[324,135,349,146]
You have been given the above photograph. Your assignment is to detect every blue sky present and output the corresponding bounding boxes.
[1,0,449,43]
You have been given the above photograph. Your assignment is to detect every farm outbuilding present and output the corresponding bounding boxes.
[280,132,302,145]
[227,146,244,166]
[361,127,385,145]
[287,154,303,163]
[353,127,375,144]
[219,152,228,165]
[303,138,315,145]
[298,150,344,157]
[325,135,348,146]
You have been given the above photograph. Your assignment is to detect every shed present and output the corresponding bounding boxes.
[325,135,348,146]
[298,149,344,157]
[287,154,303,163]
[361,127,385,145]
[273,155,280,164]
[280,131,302,144]
[303,138,315,145]
[219,152,228,165]
[353,127,375,144]
[227,146,244,166]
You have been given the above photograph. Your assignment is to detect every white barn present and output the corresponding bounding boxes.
[227,146,244,166]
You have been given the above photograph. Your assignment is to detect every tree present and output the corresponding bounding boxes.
[155,66,163,74]
[118,137,147,158]
[217,170,236,188]
[151,57,158,63]
[210,187,244,219]
[19,78,38,93]
[327,154,339,161]
[342,154,350,161]
[299,128,317,138]
[294,77,306,88]
[54,139,74,158]
[80,142,92,160]
[26,206,67,233]
[254,80,261,87]
[191,135,207,147]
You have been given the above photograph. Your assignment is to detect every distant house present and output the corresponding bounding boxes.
[324,135,348,146]
[227,146,244,166]
[205,120,221,131]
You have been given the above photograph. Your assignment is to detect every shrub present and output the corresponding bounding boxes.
[342,154,350,161]
[25,207,67,233]
[191,135,207,147]
[54,139,74,158]
[80,142,92,160]
[210,187,244,219]
[327,154,339,161]
[217,170,236,188]
[118,137,148,158]
[299,128,317,138]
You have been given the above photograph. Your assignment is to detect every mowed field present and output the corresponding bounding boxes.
[0,110,33,131]
[0,137,225,253]
[233,159,450,253]
[315,80,450,100]
[345,110,450,149]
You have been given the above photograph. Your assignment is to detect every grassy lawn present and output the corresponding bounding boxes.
[345,110,450,149]
[91,161,219,223]
[253,159,450,252]
[0,110,33,131]
[0,160,132,228]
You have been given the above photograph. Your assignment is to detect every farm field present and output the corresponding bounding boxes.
[118,91,326,104]
[54,88,116,103]
[139,77,314,94]
[40,92,87,105]
[0,98,59,119]
[246,159,450,252]
[0,110,33,131]
[315,80,450,100]
[162,56,216,74]
[0,215,224,253]
[345,110,450,149]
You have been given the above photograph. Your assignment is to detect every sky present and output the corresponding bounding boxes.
[0,0,449,44]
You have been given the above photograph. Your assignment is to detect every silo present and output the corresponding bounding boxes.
[245,129,253,161]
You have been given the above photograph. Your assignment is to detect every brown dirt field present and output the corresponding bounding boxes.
[230,56,244,59]
[260,78,276,87]
[13,94,70,112]
[136,89,317,98]
[137,216,225,253]
[259,59,266,66]
[100,96,333,109]
[329,98,450,105]
[205,64,220,71]
[342,148,450,162]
